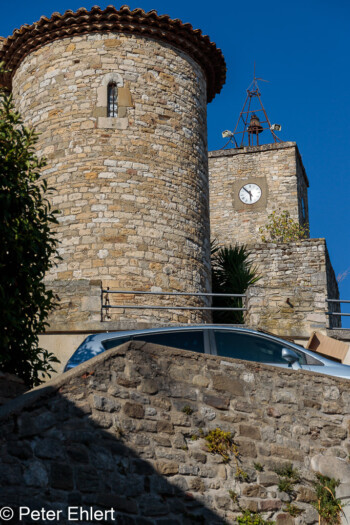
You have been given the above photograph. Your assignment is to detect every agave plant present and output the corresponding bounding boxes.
[211,242,261,323]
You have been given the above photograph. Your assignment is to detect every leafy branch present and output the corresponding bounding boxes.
[259,210,309,243]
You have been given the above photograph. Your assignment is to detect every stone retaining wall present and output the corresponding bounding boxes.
[245,239,340,338]
[2,342,350,523]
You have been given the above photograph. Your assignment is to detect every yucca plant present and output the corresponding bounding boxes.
[211,243,261,323]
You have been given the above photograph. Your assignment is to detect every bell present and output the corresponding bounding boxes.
[248,113,263,134]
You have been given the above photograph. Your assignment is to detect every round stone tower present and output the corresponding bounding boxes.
[1,6,226,335]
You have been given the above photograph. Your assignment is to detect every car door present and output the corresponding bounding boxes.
[131,329,210,354]
[210,329,309,370]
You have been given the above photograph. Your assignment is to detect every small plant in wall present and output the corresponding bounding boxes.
[259,210,309,243]
[182,405,194,415]
[204,427,235,464]
[228,489,238,503]
[236,510,275,524]
[274,463,300,496]
[204,428,248,480]
[312,473,343,525]
[274,463,300,479]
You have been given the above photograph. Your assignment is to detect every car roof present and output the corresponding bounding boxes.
[84,324,260,343]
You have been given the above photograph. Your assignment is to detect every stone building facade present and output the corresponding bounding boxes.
[0,6,226,332]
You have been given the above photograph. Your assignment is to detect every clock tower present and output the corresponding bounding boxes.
[208,77,341,339]
[209,141,309,246]
[209,78,309,246]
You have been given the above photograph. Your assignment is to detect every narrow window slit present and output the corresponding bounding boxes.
[107,82,117,117]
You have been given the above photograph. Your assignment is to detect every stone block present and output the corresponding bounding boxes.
[203,393,230,410]
[75,465,101,492]
[34,439,65,460]
[212,375,245,396]
[276,513,294,525]
[323,425,347,440]
[157,421,174,434]
[66,444,90,463]
[7,441,33,459]
[239,424,261,440]
[155,461,179,476]
[242,484,267,498]
[270,445,304,462]
[139,379,159,394]
[259,499,282,511]
[238,498,259,512]
[0,462,23,485]
[123,402,145,419]
[118,86,133,107]
[235,438,257,458]
[258,472,279,486]
[154,435,172,447]
[193,375,210,388]
[296,486,317,503]
[96,494,138,514]
[311,455,350,483]
[50,463,74,490]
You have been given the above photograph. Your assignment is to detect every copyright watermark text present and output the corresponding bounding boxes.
[0,506,117,522]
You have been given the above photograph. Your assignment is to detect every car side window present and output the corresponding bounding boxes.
[132,331,205,353]
[213,330,307,365]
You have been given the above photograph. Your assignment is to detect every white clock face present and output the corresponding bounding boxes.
[239,183,262,205]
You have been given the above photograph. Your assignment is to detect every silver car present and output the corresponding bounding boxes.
[64,325,350,379]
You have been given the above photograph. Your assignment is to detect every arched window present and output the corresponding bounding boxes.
[107,82,117,117]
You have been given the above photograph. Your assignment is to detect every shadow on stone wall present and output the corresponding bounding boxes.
[0,390,227,525]
[3,340,350,524]
[0,345,229,525]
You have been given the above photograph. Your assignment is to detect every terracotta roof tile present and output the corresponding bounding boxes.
[0,5,226,102]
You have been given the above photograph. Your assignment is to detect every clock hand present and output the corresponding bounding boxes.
[243,186,252,198]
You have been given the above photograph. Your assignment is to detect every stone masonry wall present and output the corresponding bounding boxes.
[12,32,211,327]
[209,143,309,246]
[245,239,340,339]
[2,342,350,524]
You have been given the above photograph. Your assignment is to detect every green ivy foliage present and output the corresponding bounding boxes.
[0,77,60,386]
[259,210,309,243]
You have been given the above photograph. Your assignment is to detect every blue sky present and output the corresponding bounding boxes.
[2,0,350,324]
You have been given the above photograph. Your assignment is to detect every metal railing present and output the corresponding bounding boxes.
[326,299,350,330]
[101,288,246,321]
